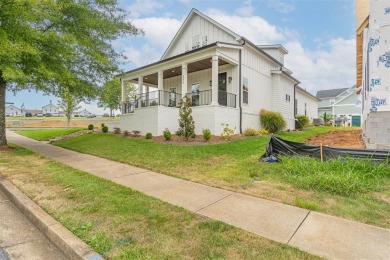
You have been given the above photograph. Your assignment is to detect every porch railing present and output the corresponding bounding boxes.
[186,89,212,106]
[122,89,236,114]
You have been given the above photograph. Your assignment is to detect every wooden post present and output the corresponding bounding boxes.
[320,143,323,162]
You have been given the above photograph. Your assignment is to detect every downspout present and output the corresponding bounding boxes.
[239,39,245,134]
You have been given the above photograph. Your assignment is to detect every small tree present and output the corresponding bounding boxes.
[177,96,195,140]
[57,91,81,127]
[98,78,122,117]
[322,112,333,126]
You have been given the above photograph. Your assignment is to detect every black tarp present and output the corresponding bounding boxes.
[260,136,390,163]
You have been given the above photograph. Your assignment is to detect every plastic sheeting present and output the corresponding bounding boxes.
[260,136,390,163]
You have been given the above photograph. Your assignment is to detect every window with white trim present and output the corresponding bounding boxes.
[286,94,291,102]
[243,78,248,105]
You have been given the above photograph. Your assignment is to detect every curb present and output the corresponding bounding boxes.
[0,177,103,260]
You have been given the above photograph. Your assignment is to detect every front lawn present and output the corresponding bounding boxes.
[0,147,317,259]
[16,128,84,141]
[53,127,390,228]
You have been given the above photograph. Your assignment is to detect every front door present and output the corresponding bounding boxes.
[218,73,227,106]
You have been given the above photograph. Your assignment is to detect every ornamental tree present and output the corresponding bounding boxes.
[0,0,142,146]
[176,96,195,140]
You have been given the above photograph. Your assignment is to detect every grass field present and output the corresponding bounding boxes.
[0,146,318,259]
[16,128,84,140]
[53,127,390,228]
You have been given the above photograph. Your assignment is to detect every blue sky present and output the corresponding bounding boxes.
[7,0,356,114]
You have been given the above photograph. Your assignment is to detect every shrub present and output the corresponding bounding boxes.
[132,130,141,137]
[88,124,94,131]
[244,128,257,136]
[221,123,235,141]
[163,128,172,141]
[123,130,129,136]
[259,109,286,133]
[145,132,152,139]
[102,126,108,133]
[202,129,211,142]
[177,96,195,140]
[113,127,121,134]
[101,123,105,128]
[295,115,310,130]
[257,129,269,136]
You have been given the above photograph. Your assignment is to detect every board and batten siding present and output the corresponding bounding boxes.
[164,15,237,58]
[295,89,319,121]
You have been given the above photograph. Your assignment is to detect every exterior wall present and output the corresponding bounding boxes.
[318,108,332,118]
[42,104,58,114]
[164,15,237,58]
[241,46,276,121]
[318,98,333,107]
[78,110,91,116]
[295,90,319,121]
[260,48,284,64]
[333,93,361,116]
[120,105,239,136]
[362,111,390,149]
[5,105,22,116]
[279,76,295,129]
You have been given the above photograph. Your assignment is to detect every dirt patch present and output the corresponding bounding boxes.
[306,129,365,148]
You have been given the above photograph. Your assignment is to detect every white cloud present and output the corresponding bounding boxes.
[206,9,286,44]
[132,17,182,47]
[267,0,295,14]
[235,0,254,16]
[127,0,164,18]
[121,43,162,68]
[284,38,356,94]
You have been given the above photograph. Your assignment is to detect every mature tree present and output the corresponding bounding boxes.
[0,1,142,146]
[58,91,81,127]
[97,79,121,117]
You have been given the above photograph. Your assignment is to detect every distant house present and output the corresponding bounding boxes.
[42,100,59,114]
[316,86,361,125]
[5,105,22,116]
[78,109,91,117]
[26,109,43,116]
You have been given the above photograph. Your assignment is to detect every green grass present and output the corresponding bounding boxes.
[0,147,318,259]
[16,128,84,140]
[294,197,318,210]
[52,126,390,228]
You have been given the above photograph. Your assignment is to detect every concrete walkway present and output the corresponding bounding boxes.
[0,190,66,260]
[6,130,390,260]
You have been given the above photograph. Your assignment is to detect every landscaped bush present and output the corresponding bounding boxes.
[257,129,269,136]
[101,123,105,128]
[113,127,121,134]
[163,128,171,141]
[102,126,108,133]
[132,130,141,137]
[244,128,257,136]
[177,96,195,140]
[88,124,94,131]
[259,109,286,133]
[295,115,310,130]
[202,128,211,142]
[145,132,152,139]
[123,130,129,136]
[282,157,390,196]
[220,123,235,141]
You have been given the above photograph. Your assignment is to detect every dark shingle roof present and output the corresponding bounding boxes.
[316,88,348,99]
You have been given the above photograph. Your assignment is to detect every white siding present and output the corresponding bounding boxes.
[42,104,58,113]
[279,76,295,129]
[295,90,319,122]
[164,15,237,58]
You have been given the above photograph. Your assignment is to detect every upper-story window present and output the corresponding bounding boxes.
[286,94,291,102]
[202,36,208,46]
[192,35,200,50]
[243,78,248,105]
[304,102,307,116]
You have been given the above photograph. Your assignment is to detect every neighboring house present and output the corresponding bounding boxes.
[25,109,42,116]
[120,9,316,135]
[78,109,91,117]
[295,86,319,121]
[42,100,59,114]
[357,0,390,148]
[5,105,22,116]
[316,87,362,125]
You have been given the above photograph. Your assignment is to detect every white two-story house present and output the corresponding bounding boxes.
[42,100,59,115]
[120,9,317,135]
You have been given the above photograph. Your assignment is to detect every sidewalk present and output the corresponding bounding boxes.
[6,130,390,259]
[0,190,66,260]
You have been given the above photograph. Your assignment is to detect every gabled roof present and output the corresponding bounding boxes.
[257,44,288,54]
[296,85,320,101]
[161,8,241,60]
[316,88,348,99]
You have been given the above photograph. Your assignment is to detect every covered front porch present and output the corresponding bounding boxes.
[120,43,242,135]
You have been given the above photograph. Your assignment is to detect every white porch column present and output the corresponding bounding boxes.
[146,85,150,106]
[138,76,143,108]
[181,64,187,98]
[158,70,164,105]
[121,79,126,113]
[211,55,219,105]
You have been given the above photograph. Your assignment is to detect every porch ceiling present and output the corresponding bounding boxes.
[132,58,228,85]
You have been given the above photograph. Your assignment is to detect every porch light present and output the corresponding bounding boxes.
[209,80,212,86]
[228,76,232,83]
